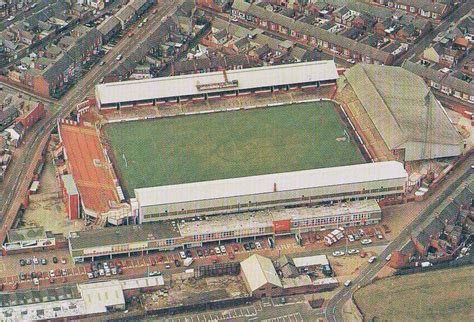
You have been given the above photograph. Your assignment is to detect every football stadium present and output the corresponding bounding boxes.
[104,101,367,198]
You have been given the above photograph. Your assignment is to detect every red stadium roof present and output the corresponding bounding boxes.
[59,122,120,214]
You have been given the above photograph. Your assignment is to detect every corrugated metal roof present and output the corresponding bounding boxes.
[345,64,462,149]
[62,174,78,195]
[96,61,338,105]
[135,161,407,207]
[293,255,329,268]
[240,254,282,292]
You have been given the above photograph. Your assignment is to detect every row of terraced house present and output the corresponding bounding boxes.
[231,0,396,65]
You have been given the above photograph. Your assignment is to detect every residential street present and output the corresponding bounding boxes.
[0,0,184,243]
[325,153,473,322]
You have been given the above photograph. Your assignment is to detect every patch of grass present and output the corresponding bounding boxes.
[104,101,365,197]
[354,265,474,321]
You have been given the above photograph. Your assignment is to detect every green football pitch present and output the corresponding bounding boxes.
[104,101,366,197]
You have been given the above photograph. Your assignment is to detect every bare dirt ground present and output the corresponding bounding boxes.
[21,154,85,235]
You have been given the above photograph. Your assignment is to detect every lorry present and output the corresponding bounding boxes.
[324,228,345,246]
[183,257,194,267]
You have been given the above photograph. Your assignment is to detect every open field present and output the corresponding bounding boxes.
[104,101,366,197]
[354,265,474,321]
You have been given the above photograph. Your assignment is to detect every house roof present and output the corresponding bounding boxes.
[134,161,406,207]
[97,16,121,36]
[403,60,474,95]
[240,254,282,292]
[345,63,462,151]
[232,0,392,63]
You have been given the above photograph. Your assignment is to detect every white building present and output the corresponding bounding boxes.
[94,61,339,109]
[134,161,407,223]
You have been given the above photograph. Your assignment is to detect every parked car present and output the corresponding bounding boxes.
[332,251,345,257]
[19,272,26,280]
[111,267,117,275]
[116,54,123,61]
[41,258,47,265]
[149,271,162,277]
[165,263,171,269]
[385,254,392,261]
[376,233,384,240]
[87,272,94,279]
[19,259,26,266]
[243,243,250,251]
[348,234,354,242]
[233,244,240,252]
[219,245,226,254]
[174,259,181,267]
[347,249,359,255]
[61,269,67,276]
[33,257,39,265]
[197,249,203,257]
[7,16,14,21]
[249,242,256,249]
[344,280,352,287]
[99,61,105,66]
[255,242,262,249]
[33,278,40,286]
[368,256,377,263]
[53,257,58,264]
[214,247,221,255]
[26,258,32,265]
[49,270,55,278]
[179,251,186,259]
[185,250,192,258]
[361,239,372,245]
[359,229,365,236]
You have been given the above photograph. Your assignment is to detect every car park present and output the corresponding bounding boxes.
[361,239,372,245]
[332,251,345,257]
[368,256,377,263]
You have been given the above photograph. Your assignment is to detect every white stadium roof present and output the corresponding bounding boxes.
[95,61,338,105]
[135,161,407,207]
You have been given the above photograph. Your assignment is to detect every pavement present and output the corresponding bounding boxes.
[153,295,322,322]
[0,0,183,244]
[325,153,473,322]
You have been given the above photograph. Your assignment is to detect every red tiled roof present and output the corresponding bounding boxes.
[59,122,119,214]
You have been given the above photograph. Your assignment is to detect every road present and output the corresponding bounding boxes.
[0,0,184,244]
[325,153,473,322]
[393,2,474,66]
